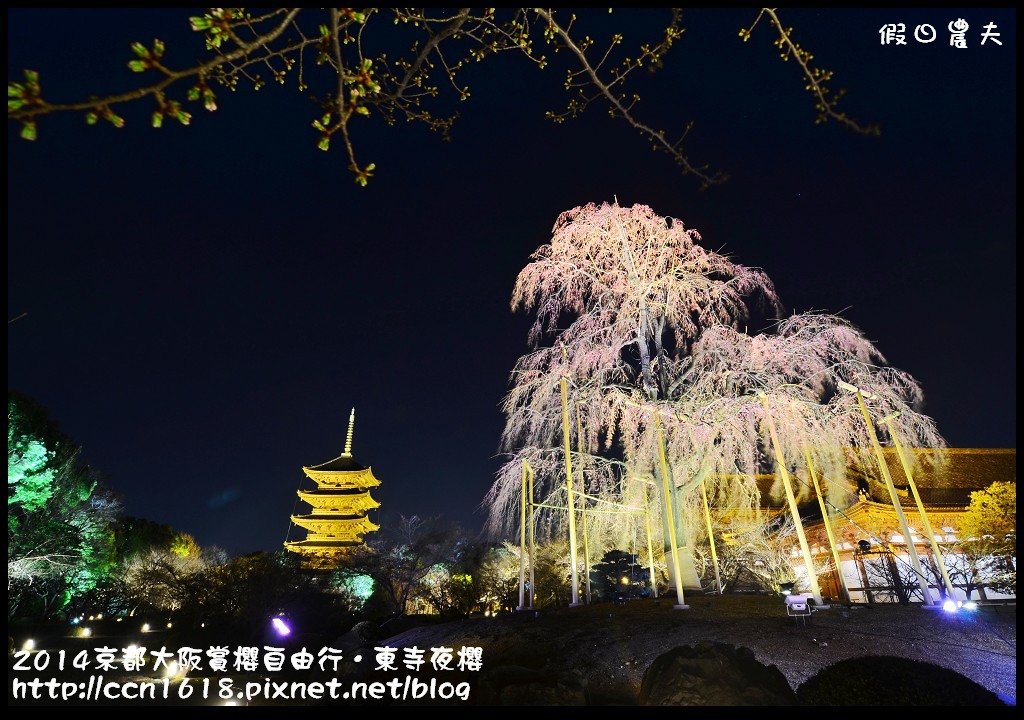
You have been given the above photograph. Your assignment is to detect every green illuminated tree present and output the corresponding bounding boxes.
[8,8,876,186]
[7,391,121,619]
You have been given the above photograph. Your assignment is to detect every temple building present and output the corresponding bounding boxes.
[797,447,1016,604]
[716,447,1016,604]
[284,408,381,569]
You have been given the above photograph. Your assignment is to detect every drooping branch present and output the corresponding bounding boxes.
[490,201,782,543]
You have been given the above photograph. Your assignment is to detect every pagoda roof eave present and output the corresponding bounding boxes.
[290,515,380,533]
[302,465,381,488]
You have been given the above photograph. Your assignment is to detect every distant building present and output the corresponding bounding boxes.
[284,408,381,569]
[790,448,1016,604]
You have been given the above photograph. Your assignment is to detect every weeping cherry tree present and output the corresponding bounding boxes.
[680,313,946,599]
[484,200,781,597]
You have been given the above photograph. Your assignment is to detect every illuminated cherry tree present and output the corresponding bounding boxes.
[674,314,944,599]
[684,313,944,496]
[484,204,946,597]
[680,314,945,557]
[484,200,781,564]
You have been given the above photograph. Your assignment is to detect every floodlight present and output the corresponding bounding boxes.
[271,617,291,636]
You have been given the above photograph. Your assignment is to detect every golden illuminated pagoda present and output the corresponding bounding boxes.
[284,408,381,569]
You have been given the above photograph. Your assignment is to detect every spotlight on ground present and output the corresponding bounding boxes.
[271,617,291,637]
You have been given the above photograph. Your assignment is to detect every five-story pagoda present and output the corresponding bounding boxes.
[285,408,380,569]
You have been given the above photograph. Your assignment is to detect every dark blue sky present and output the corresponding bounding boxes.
[7,9,1016,557]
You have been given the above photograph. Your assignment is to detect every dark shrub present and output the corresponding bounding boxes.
[797,655,1007,706]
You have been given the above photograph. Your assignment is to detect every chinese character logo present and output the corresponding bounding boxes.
[948,19,969,48]
[880,23,907,45]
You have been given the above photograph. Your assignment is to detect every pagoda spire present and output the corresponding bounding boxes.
[343,407,355,456]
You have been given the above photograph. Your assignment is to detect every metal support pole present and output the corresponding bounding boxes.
[560,375,581,607]
[577,407,592,605]
[803,444,850,604]
[700,477,723,594]
[758,391,823,604]
[655,414,687,609]
[518,460,528,610]
[642,480,658,599]
[839,382,934,606]
[528,461,536,609]
[880,413,957,601]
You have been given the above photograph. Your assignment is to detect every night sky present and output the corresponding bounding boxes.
[7,9,1016,558]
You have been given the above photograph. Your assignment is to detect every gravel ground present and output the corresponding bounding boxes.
[383,593,1017,705]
